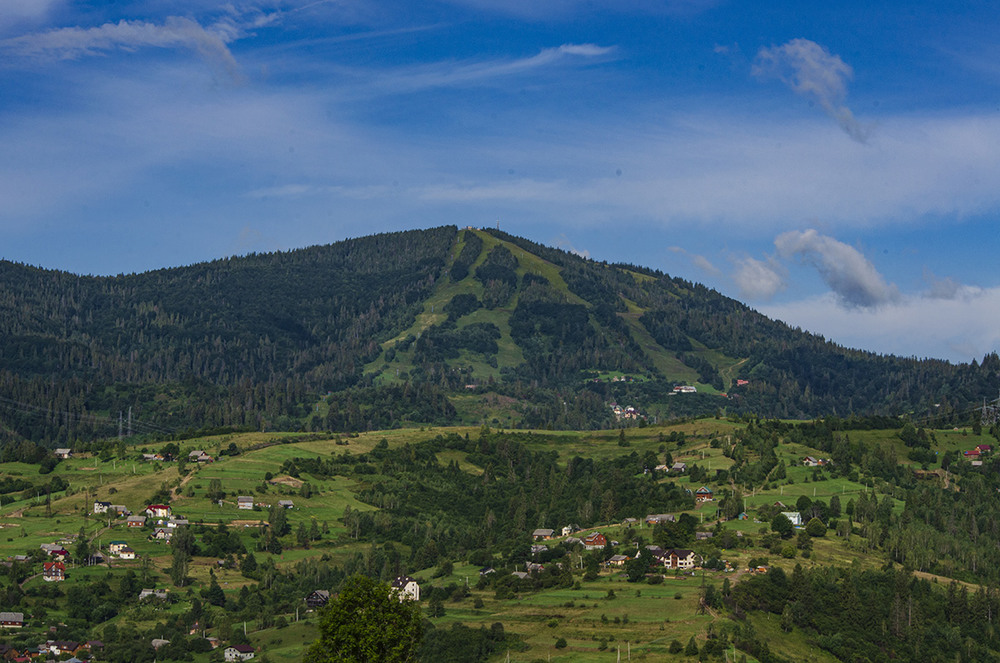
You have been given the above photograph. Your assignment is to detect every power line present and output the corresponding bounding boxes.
[0,395,176,436]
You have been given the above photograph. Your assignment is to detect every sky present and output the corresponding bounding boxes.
[2,0,999,364]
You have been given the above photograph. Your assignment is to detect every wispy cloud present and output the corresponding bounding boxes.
[352,43,617,95]
[0,16,243,81]
[753,38,870,143]
[732,255,785,300]
[775,229,898,308]
[669,246,720,276]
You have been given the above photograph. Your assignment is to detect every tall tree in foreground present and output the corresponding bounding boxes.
[306,575,423,663]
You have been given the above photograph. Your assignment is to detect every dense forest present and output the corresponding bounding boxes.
[0,225,997,447]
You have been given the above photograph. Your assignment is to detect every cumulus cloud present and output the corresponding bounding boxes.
[732,255,785,300]
[0,16,242,80]
[753,38,870,143]
[775,229,899,308]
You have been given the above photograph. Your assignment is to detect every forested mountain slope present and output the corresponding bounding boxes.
[0,226,996,446]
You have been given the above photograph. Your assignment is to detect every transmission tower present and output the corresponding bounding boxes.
[981,392,1000,427]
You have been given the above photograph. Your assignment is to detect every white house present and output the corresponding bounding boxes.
[391,576,420,602]
[782,512,803,527]
[224,645,255,662]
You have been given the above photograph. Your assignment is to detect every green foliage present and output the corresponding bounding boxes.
[306,575,423,663]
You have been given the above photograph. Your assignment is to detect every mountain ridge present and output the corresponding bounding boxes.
[0,225,996,447]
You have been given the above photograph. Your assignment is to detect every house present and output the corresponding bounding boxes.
[277,499,294,509]
[773,501,788,509]
[47,548,70,560]
[139,589,168,601]
[695,486,714,503]
[661,549,697,570]
[42,562,65,582]
[622,518,639,527]
[672,385,697,393]
[167,518,189,528]
[44,641,79,656]
[118,547,136,560]
[479,567,496,576]
[224,644,256,661]
[561,524,580,536]
[583,532,608,551]
[645,514,675,525]
[530,544,548,554]
[237,496,255,510]
[145,504,171,518]
[654,464,669,472]
[564,536,582,546]
[531,528,555,541]
[306,590,330,609]
[0,612,23,628]
[93,501,111,514]
[511,571,529,580]
[802,456,826,467]
[151,639,171,651]
[736,379,750,386]
[153,528,172,541]
[782,512,803,527]
[695,532,714,540]
[978,444,993,453]
[391,576,420,602]
[127,515,147,528]
[40,543,63,554]
[189,450,213,463]
[53,448,72,459]
[109,541,129,554]
[110,504,130,516]
[671,462,687,473]
[607,554,630,567]
[525,562,544,573]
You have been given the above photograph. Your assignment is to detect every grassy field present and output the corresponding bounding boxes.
[0,418,989,662]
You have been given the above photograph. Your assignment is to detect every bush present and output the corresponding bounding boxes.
[555,638,567,649]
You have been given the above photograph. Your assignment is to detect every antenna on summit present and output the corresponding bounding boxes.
[496,218,500,230]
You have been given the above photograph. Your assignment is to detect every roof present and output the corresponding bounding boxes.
[695,486,713,494]
[0,612,23,622]
[391,575,417,588]
[227,644,255,653]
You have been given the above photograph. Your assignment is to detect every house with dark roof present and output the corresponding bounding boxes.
[224,645,255,662]
[694,486,714,503]
[390,576,420,602]
[306,590,330,609]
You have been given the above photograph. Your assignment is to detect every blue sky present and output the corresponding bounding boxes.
[2,0,999,364]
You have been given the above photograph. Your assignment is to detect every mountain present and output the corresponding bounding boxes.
[0,225,996,447]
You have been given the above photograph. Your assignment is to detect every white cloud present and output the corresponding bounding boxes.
[753,38,870,143]
[775,229,899,308]
[732,255,785,300]
[346,43,617,96]
[761,288,1000,364]
[0,16,243,80]
[691,254,720,276]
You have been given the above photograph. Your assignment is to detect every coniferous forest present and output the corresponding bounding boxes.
[0,225,996,448]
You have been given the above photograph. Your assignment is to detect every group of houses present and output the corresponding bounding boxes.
[607,545,699,570]
[0,639,106,661]
[964,444,992,465]
[237,496,294,510]
[610,403,642,421]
